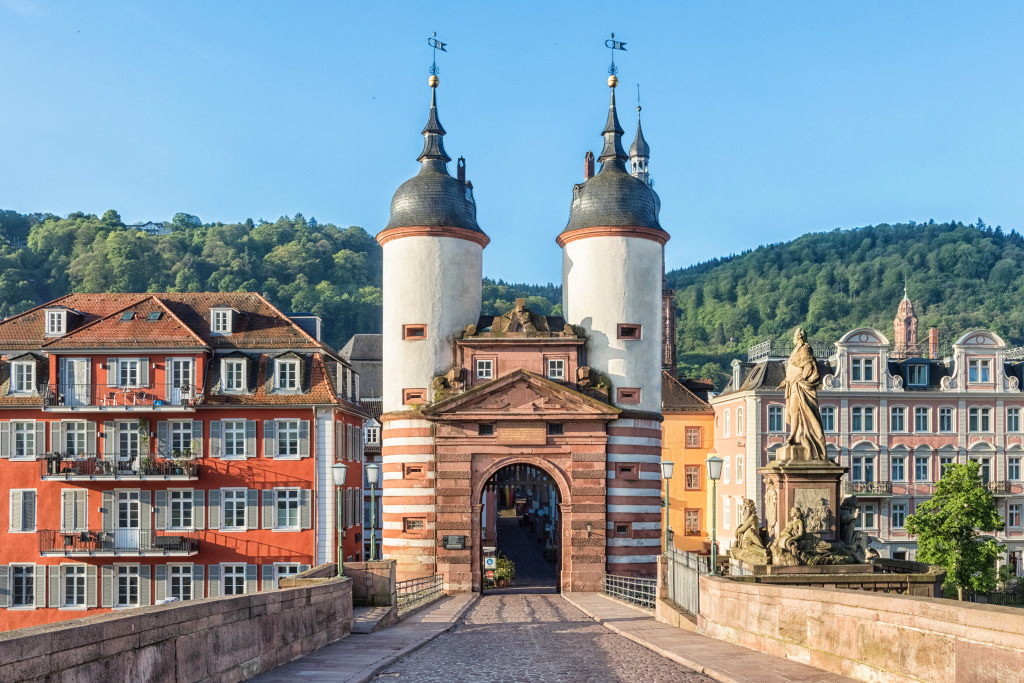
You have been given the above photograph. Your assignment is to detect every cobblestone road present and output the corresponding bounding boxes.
[375,592,711,683]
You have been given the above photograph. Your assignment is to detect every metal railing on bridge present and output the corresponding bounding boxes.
[601,574,657,610]
[396,574,444,615]
[666,547,710,616]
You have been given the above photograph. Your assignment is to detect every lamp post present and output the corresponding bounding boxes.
[660,460,674,553]
[366,463,380,561]
[705,455,723,575]
[331,462,349,578]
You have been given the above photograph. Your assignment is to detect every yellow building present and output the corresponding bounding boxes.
[661,371,715,553]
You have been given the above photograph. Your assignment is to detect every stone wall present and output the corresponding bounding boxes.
[0,567,352,682]
[344,559,397,607]
[698,574,1024,682]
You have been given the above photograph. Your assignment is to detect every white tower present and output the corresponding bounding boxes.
[377,75,488,579]
[558,74,669,575]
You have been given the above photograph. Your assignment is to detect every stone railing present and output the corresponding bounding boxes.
[695,570,1024,682]
[0,564,351,682]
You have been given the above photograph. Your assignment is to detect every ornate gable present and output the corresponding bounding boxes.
[423,369,619,421]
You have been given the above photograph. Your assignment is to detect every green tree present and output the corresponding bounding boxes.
[905,461,1005,600]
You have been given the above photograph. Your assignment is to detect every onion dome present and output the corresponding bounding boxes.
[381,76,484,236]
[562,78,664,236]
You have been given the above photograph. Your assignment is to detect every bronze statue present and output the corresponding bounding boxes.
[730,499,770,565]
[777,328,827,460]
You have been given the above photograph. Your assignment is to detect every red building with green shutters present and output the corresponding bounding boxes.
[0,292,366,631]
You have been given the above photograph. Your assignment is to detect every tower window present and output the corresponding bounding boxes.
[476,359,493,380]
[546,358,565,380]
[478,424,494,436]
[403,388,427,404]
[617,388,641,404]
[617,324,642,340]
[402,324,427,340]
[546,422,564,436]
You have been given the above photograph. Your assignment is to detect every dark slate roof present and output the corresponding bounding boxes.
[889,358,951,390]
[563,87,664,235]
[719,359,834,397]
[339,334,382,362]
[662,371,713,413]
[381,86,484,235]
[629,114,650,158]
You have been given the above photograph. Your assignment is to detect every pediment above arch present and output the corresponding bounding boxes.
[838,328,889,346]
[423,369,620,421]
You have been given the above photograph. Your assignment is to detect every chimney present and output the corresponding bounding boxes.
[929,328,939,359]
[584,151,595,179]
[457,156,466,183]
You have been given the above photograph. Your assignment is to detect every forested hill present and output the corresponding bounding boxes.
[667,220,1024,384]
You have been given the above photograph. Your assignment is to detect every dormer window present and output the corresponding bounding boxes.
[968,359,991,382]
[276,359,299,390]
[45,310,66,336]
[907,364,928,386]
[211,308,233,336]
[223,359,246,392]
[11,361,35,394]
[851,357,875,382]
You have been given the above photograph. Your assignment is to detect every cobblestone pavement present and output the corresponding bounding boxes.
[374,592,712,683]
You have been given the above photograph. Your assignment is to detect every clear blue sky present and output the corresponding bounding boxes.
[2,1,1022,285]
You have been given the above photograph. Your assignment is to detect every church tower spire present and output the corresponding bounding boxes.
[597,76,628,169]
[629,98,651,185]
[892,286,920,359]
[417,76,450,165]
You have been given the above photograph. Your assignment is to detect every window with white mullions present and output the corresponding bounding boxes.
[65,421,87,455]
[170,421,192,455]
[117,565,140,607]
[223,420,246,457]
[13,422,35,458]
[277,420,300,457]
[169,565,192,601]
[275,564,301,589]
[276,489,300,529]
[547,359,565,380]
[64,565,86,606]
[224,360,245,391]
[223,564,245,595]
[476,359,493,380]
[11,565,34,607]
[170,490,193,529]
[276,360,299,390]
[222,490,246,530]
[12,362,34,393]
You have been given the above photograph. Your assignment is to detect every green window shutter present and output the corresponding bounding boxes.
[33,423,44,458]
[107,358,117,387]
[261,564,275,591]
[191,565,204,599]
[300,489,312,530]
[299,421,309,458]
[208,565,221,598]
[157,421,168,456]
[103,422,116,459]
[140,490,151,531]
[262,490,274,530]
[102,491,114,532]
[48,565,61,608]
[263,421,276,457]
[0,565,9,608]
[207,490,221,530]
[192,421,203,458]
[154,490,167,530]
[245,489,259,530]
[209,421,221,458]
[139,565,151,606]
[0,422,10,458]
[193,490,205,530]
[101,565,114,608]
[245,420,256,458]
[86,565,97,607]
[154,564,167,603]
[34,565,46,608]
[245,564,257,594]
[86,422,97,457]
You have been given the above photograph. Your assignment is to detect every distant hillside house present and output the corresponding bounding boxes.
[127,221,171,236]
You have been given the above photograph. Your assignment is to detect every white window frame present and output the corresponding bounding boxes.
[891,456,906,482]
[276,420,300,458]
[908,364,928,386]
[1009,504,1022,529]
[211,309,232,336]
[914,456,930,482]
[890,406,906,433]
[275,488,300,530]
[115,564,140,608]
[9,489,36,532]
[938,407,954,432]
[724,410,730,437]
[169,421,193,455]
[63,564,86,608]
[820,406,835,432]
[365,426,380,446]
[222,564,246,595]
[852,455,875,482]
[475,359,493,380]
[1009,457,1022,481]
[118,358,143,388]
[969,358,992,383]
[221,489,247,531]
[856,503,877,530]
[275,360,299,391]
[169,490,194,530]
[10,564,36,608]
[11,421,37,460]
[274,563,301,590]
[65,421,88,456]
[46,310,65,335]
[891,503,907,529]
[223,359,245,392]
[969,407,992,433]
[852,406,875,432]
[223,420,247,458]
[768,405,784,432]
[852,357,875,382]
[547,359,565,381]
[914,407,929,433]
[736,408,743,435]
[1009,408,1021,433]
[169,564,193,601]
[11,362,35,394]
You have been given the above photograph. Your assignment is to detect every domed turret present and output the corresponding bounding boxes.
[377,76,487,412]
[561,81,664,236]
[893,284,920,359]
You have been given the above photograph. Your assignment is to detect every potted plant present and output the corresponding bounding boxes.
[494,554,516,588]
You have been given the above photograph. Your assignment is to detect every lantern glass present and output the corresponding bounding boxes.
[660,461,674,480]
[705,455,724,481]
[331,462,349,486]
[366,463,381,485]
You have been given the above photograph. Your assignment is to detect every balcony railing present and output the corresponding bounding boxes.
[40,453,199,480]
[843,481,894,496]
[39,383,203,411]
[985,480,1012,495]
[39,528,199,556]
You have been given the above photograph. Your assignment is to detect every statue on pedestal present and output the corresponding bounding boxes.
[777,328,827,461]
[730,499,770,565]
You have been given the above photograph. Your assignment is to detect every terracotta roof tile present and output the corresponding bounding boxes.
[42,297,205,350]
[662,370,713,413]
[0,294,149,349]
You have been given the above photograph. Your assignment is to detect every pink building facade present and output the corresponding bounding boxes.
[710,297,1024,575]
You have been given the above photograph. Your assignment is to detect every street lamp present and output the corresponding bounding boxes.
[331,462,349,578]
[705,454,723,575]
[660,461,674,553]
[366,463,381,561]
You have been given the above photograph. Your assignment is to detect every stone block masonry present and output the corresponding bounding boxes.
[0,565,352,682]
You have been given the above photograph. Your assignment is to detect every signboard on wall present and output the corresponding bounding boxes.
[443,535,466,550]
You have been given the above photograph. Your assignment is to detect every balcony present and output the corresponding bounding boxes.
[843,481,893,496]
[40,453,199,481]
[985,480,1014,496]
[39,383,202,412]
[38,528,199,556]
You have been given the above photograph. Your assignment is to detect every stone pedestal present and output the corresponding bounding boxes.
[759,450,848,547]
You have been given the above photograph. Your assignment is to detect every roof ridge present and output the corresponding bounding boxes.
[39,294,151,347]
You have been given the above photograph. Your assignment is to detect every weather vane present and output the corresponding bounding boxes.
[605,32,627,75]
[428,32,447,76]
